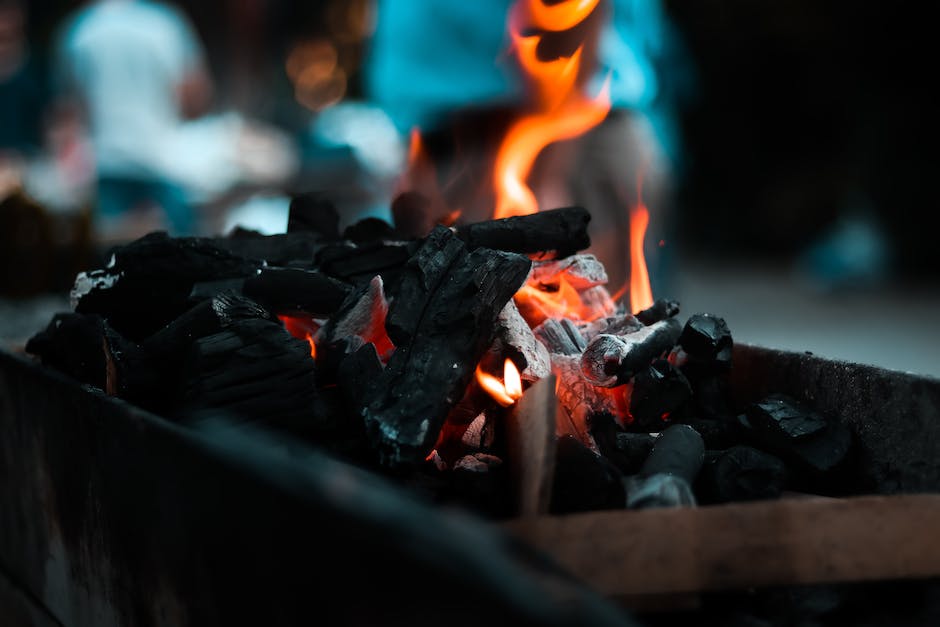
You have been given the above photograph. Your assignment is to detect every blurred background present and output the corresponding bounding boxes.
[1,0,938,376]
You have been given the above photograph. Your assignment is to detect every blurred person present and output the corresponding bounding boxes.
[363,0,692,293]
[55,0,213,238]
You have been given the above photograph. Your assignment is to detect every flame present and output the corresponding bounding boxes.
[629,203,654,314]
[493,1,611,219]
[279,314,318,359]
[476,359,524,407]
[514,276,616,325]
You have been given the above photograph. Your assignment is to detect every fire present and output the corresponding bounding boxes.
[493,0,611,219]
[279,314,318,359]
[476,359,523,407]
[514,276,614,324]
[629,203,654,313]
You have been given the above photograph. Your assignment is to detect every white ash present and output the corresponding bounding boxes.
[454,453,503,473]
[530,254,608,291]
[70,270,121,309]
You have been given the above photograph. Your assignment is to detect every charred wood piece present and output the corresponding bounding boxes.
[678,418,741,450]
[639,424,705,482]
[635,298,680,325]
[577,314,643,342]
[142,292,276,361]
[72,232,262,340]
[533,318,587,355]
[739,394,853,477]
[187,278,248,303]
[748,393,827,440]
[316,240,417,285]
[242,268,351,317]
[287,192,340,239]
[315,275,393,358]
[455,206,591,258]
[530,254,608,291]
[26,312,111,391]
[483,301,551,381]
[180,317,324,436]
[590,413,655,476]
[578,286,618,320]
[552,354,623,450]
[580,318,682,387]
[627,359,693,431]
[505,375,557,517]
[626,425,704,510]
[678,313,733,371]
[361,227,531,467]
[447,453,512,518]
[550,435,625,514]
[698,446,787,504]
[211,231,322,267]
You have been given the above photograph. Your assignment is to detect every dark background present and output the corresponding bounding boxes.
[17,0,940,278]
[664,0,938,276]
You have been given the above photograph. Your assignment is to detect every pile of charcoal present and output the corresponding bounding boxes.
[24,198,854,518]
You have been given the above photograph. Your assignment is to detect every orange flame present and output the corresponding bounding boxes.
[629,202,654,314]
[493,1,611,219]
[279,314,318,359]
[476,359,524,407]
[514,276,615,325]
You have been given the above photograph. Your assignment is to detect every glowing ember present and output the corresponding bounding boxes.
[279,314,318,359]
[476,359,524,407]
[514,277,615,325]
[493,0,612,219]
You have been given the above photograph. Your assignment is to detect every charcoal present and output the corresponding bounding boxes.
[625,422,703,509]
[343,217,398,244]
[678,418,741,450]
[580,317,682,387]
[553,354,623,450]
[550,435,625,514]
[361,227,530,467]
[73,232,263,340]
[635,298,680,325]
[577,314,643,342]
[590,413,655,475]
[625,473,696,509]
[640,424,705,483]
[316,336,365,385]
[482,301,551,381]
[455,206,591,258]
[678,313,733,371]
[316,275,393,359]
[530,254,608,290]
[212,231,321,266]
[737,395,853,477]
[461,412,497,451]
[746,393,827,440]
[26,312,110,390]
[180,316,325,436]
[533,317,587,355]
[337,342,383,412]
[141,292,276,363]
[697,446,787,504]
[686,373,735,421]
[287,192,340,239]
[316,240,417,285]
[447,453,512,518]
[627,359,693,430]
[242,268,351,317]
[187,277,248,303]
